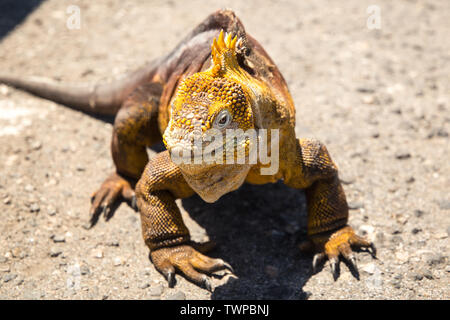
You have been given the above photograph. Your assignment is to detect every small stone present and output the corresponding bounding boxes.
[113,257,124,266]
[361,263,378,275]
[3,197,11,205]
[348,202,364,210]
[356,87,376,94]
[91,248,103,259]
[427,128,448,139]
[405,176,415,184]
[409,272,423,281]
[47,206,57,216]
[31,141,42,151]
[148,284,164,296]
[81,223,91,230]
[76,166,85,172]
[106,240,120,247]
[0,265,10,273]
[11,247,25,259]
[359,225,376,241]
[422,269,433,280]
[49,247,62,257]
[395,152,411,160]
[393,274,403,280]
[390,279,401,289]
[24,185,35,192]
[395,214,409,225]
[411,227,422,234]
[361,95,377,104]
[434,232,448,239]
[414,209,425,218]
[52,235,65,243]
[339,173,356,185]
[395,250,409,264]
[139,282,150,289]
[29,203,40,213]
[3,274,17,283]
[80,265,90,275]
[425,253,445,266]
[166,291,186,300]
[264,265,279,278]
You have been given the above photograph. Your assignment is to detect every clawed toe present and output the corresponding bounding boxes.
[88,173,136,227]
[151,244,233,291]
[309,226,376,280]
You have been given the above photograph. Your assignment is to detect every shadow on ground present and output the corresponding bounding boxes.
[0,0,45,40]
[182,181,315,299]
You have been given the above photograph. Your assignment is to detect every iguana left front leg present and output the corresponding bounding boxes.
[282,138,376,278]
[136,151,232,290]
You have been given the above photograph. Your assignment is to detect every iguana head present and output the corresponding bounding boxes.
[163,30,256,202]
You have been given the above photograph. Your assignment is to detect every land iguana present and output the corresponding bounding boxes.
[0,10,375,291]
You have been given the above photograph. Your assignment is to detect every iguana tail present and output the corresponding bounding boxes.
[0,59,160,116]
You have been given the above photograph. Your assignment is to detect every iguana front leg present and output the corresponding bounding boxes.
[283,138,376,278]
[136,151,232,290]
[89,83,163,226]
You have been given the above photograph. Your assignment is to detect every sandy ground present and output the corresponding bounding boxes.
[0,0,448,300]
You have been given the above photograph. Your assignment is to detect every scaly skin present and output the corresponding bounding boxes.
[0,10,375,291]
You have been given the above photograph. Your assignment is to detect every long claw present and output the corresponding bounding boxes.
[221,260,234,273]
[203,276,212,292]
[330,257,339,281]
[349,255,357,269]
[369,243,377,257]
[312,252,325,273]
[167,271,175,288]
[102,204,109,219]
[131,195,138,211]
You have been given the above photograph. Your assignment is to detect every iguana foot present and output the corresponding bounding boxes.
[89,173,136,227]
[302,226,376,280]
[150,242,233,291]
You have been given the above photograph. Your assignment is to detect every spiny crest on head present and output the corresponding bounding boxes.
[210,30,242,76]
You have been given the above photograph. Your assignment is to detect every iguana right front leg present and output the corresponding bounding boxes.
[90,83,163,226]
[136,151,232,291]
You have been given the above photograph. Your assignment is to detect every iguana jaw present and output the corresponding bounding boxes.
[179,163,250,203]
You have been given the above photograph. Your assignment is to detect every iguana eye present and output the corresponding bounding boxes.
[214,110,232,129]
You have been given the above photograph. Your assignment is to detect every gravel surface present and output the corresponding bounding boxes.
[0,0,448,300]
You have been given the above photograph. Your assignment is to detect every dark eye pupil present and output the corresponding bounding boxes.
[219,115,228,124]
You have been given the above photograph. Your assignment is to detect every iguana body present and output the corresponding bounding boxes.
[0,10,374,290]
